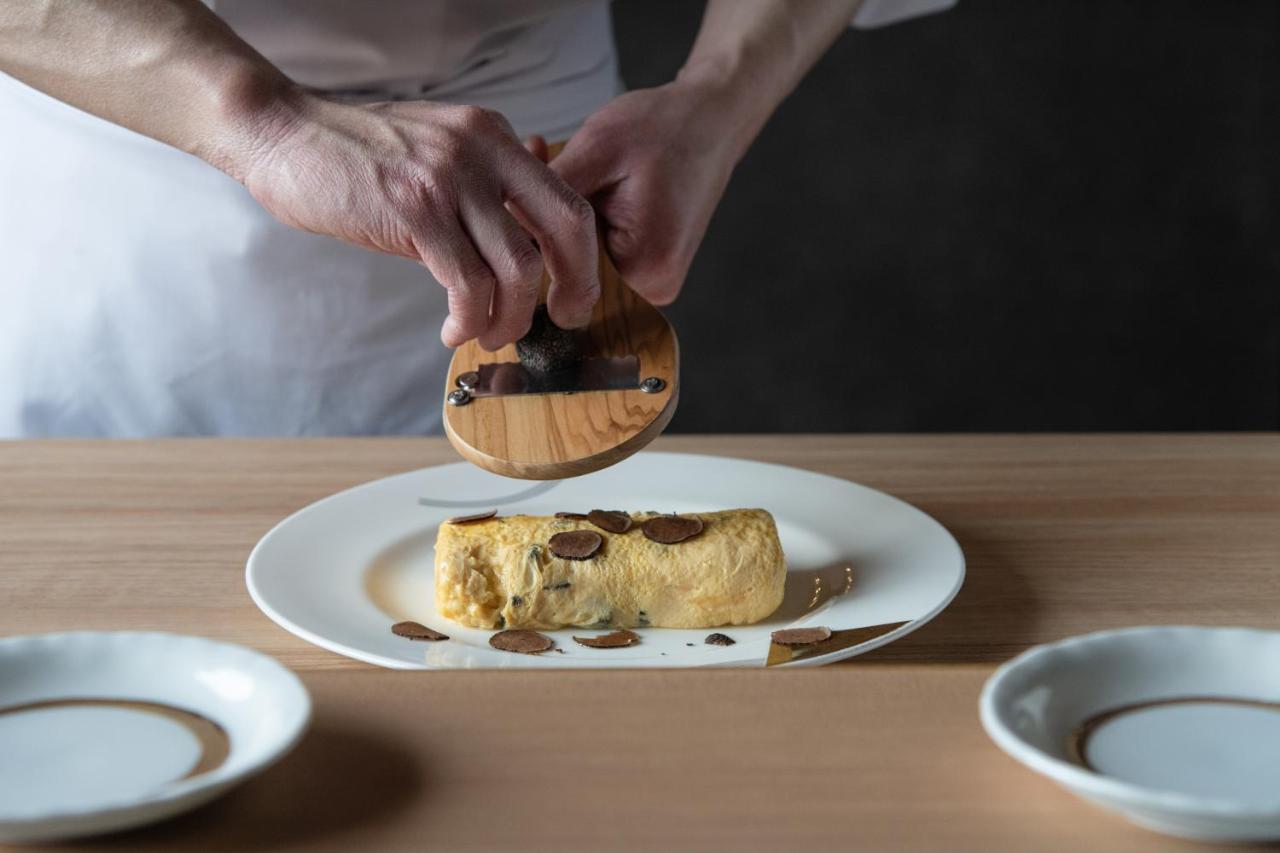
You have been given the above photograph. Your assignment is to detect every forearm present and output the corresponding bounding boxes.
[677,0,863,161]
[0,0,298,179]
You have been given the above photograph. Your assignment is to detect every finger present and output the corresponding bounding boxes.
[500,158,600,329]
[551,138,645,297]
[541,134,634,318]
[460,198,545,351]
[524,134,549,162]
[548,132,618,200]
[412,213,497,348]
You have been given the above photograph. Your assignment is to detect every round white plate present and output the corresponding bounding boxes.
[247,452,965,669]
[0,631,310,843]
[981,626,1280,842]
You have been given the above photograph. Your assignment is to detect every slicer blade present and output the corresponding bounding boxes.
[461,355,640,398]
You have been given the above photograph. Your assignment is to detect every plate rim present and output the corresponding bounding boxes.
[246,451,966,670]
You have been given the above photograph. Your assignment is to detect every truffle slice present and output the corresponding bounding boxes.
[489,629,554,654]
[573,629,641,648]
[587,510,632,534]
[771,627,832,646]
[641,515,704,544]
[392,621,449,641]
[445,509,496,525]
[548,529,603,560]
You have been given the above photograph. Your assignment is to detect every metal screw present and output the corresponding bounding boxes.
[447,389,472,407]
[639,377,665,394]
[456,371,480,390]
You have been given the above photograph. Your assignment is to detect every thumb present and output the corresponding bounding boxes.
[548,133,617,200]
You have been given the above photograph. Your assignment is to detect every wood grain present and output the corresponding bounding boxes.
[443,249,678,479]
[1,435,1278,851]
[443,143,678,480]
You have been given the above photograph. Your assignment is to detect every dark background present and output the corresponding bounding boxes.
[611,0,1278,432]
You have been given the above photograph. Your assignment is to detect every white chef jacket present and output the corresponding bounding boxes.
[0,0,953,437]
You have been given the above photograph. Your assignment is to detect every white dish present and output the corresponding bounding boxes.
[247,452,964,669]
[981,626,1280,842]
[0,632,310,843]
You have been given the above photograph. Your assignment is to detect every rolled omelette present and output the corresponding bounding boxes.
[434,509,785,629]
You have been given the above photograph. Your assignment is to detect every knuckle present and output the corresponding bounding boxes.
[564,194,595,228]
[541,193,596,245]
[507,240,544,283]
[450,263,495,297]
[455,105,498,133]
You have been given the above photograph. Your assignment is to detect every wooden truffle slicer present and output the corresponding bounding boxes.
[442,146,679,480]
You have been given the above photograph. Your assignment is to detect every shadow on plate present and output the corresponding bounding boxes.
[364,527,438,623]
[774,561,858,622]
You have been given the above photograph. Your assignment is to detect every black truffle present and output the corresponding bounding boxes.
[516,304,582,373]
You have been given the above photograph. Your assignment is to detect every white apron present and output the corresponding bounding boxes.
[0,1,618,436]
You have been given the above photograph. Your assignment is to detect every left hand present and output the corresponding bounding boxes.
[533,78,746,306]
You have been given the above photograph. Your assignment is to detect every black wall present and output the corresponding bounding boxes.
[611,0,1278,432]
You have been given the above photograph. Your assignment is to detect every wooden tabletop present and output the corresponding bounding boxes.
[1,435,1277,851]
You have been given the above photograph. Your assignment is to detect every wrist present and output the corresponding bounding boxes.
[672,58,779,164]
[194,59,310,184]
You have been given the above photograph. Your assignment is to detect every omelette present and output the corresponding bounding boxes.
[434,509,786,629]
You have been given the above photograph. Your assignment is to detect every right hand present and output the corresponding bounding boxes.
[239,94,600,350]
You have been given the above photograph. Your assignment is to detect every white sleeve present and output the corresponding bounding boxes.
[852,0,957,29]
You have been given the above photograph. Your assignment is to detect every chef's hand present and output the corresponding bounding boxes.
[0,0,603,351]
[529,0,864,306]
[530,80,738,307]
[242,96,598,349]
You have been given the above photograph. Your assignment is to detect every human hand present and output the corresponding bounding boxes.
[537,78,746,306]
[240,94,599,349]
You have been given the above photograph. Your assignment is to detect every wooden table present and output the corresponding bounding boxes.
[2,435,1277,851]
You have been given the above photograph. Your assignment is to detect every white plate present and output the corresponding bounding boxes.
[981,626,1280,842]
[247,452,965,669]
[0,631,310,843]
